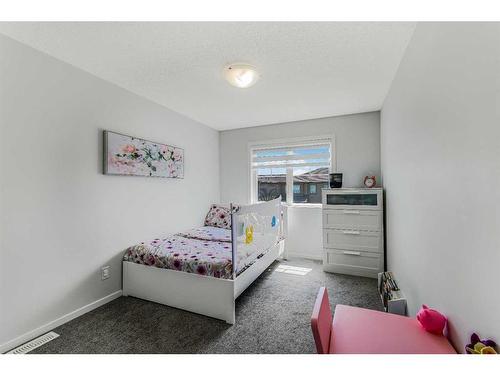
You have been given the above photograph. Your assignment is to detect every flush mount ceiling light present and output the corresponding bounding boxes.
[223,63,260,88]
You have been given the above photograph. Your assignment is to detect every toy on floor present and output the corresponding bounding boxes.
[465,333,497,354]
[416,305,447,335]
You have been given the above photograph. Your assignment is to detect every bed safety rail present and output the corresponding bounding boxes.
[230,197,283,279]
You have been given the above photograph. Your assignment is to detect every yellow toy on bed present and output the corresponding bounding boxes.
[245,225,254,244]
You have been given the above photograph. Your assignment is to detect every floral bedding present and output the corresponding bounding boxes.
[177,226,231,242]
[123,226,254,279]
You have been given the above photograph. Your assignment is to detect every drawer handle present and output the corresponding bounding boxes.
[343,210,360,214]
[342,230,360,235]
[343,251,361,256]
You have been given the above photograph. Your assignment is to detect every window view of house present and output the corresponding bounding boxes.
[257,168,287,202]
[252,141,331,204]
[257,166,328,204]
[292,167,329,203]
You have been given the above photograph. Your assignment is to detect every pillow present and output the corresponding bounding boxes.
[204,204,231,229]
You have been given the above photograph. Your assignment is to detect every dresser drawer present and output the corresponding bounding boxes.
[324,249,382,278]
[323,209,382,231]
[323,229,382,253]
[322,189,383,210]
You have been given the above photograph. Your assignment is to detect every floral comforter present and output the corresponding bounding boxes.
[177,226,231,242]
[123,226,240,279]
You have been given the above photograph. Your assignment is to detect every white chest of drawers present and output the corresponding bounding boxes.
[322,188,384,278]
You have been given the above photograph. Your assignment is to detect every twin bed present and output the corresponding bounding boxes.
[122,198,286,324]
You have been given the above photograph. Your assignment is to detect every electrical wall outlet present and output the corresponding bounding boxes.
[101,266,110,280]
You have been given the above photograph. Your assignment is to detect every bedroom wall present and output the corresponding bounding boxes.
[0,34,220,352]
[219,112,381,260]
[381,22,500,351]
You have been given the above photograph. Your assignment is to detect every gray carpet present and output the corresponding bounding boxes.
[30,258,382,354]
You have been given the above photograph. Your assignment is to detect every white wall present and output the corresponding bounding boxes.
[0,35,220,351]
[220,112,381,259]
[381,23,500,352]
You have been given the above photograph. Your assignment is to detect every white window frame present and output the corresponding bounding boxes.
[248,135,336,206]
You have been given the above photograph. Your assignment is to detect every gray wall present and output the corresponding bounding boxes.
[381,23,500,351]
[0,35,220,351]
[220,112,381,203]
[220,112,381,259]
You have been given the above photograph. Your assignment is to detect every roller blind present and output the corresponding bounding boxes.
[251,141,331,170]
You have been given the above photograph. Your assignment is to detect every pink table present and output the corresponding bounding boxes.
[330,304,456,354]
[312,288,457,354]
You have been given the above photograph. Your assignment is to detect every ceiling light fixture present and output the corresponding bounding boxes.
[224,63,260,88]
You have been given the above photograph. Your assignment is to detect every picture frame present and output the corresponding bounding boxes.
[103,130,184,178]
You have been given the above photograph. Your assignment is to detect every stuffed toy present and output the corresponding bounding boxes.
[245,225,254,244]
[416,305,447,335]
[465,333,497,354]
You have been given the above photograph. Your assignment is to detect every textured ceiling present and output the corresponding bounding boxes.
[0,22,416,130]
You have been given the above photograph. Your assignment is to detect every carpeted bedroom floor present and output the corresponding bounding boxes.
[30,258,383,354]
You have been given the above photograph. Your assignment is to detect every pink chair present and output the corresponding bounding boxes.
[310,286,332,354]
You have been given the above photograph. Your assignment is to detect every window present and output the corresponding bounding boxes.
[256,166,287,202]
[250,137,332,205]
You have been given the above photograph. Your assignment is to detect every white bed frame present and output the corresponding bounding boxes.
[122,199,286,324]
[123,240,284,324]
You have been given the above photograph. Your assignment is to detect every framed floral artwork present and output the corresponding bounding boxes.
[103,131,184,178]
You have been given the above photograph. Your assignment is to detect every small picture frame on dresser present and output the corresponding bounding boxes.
[329,173,343,188]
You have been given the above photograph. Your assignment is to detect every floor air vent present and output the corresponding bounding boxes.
[7,332,60,354]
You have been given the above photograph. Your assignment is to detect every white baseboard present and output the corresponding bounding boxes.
[0,290,122,354]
